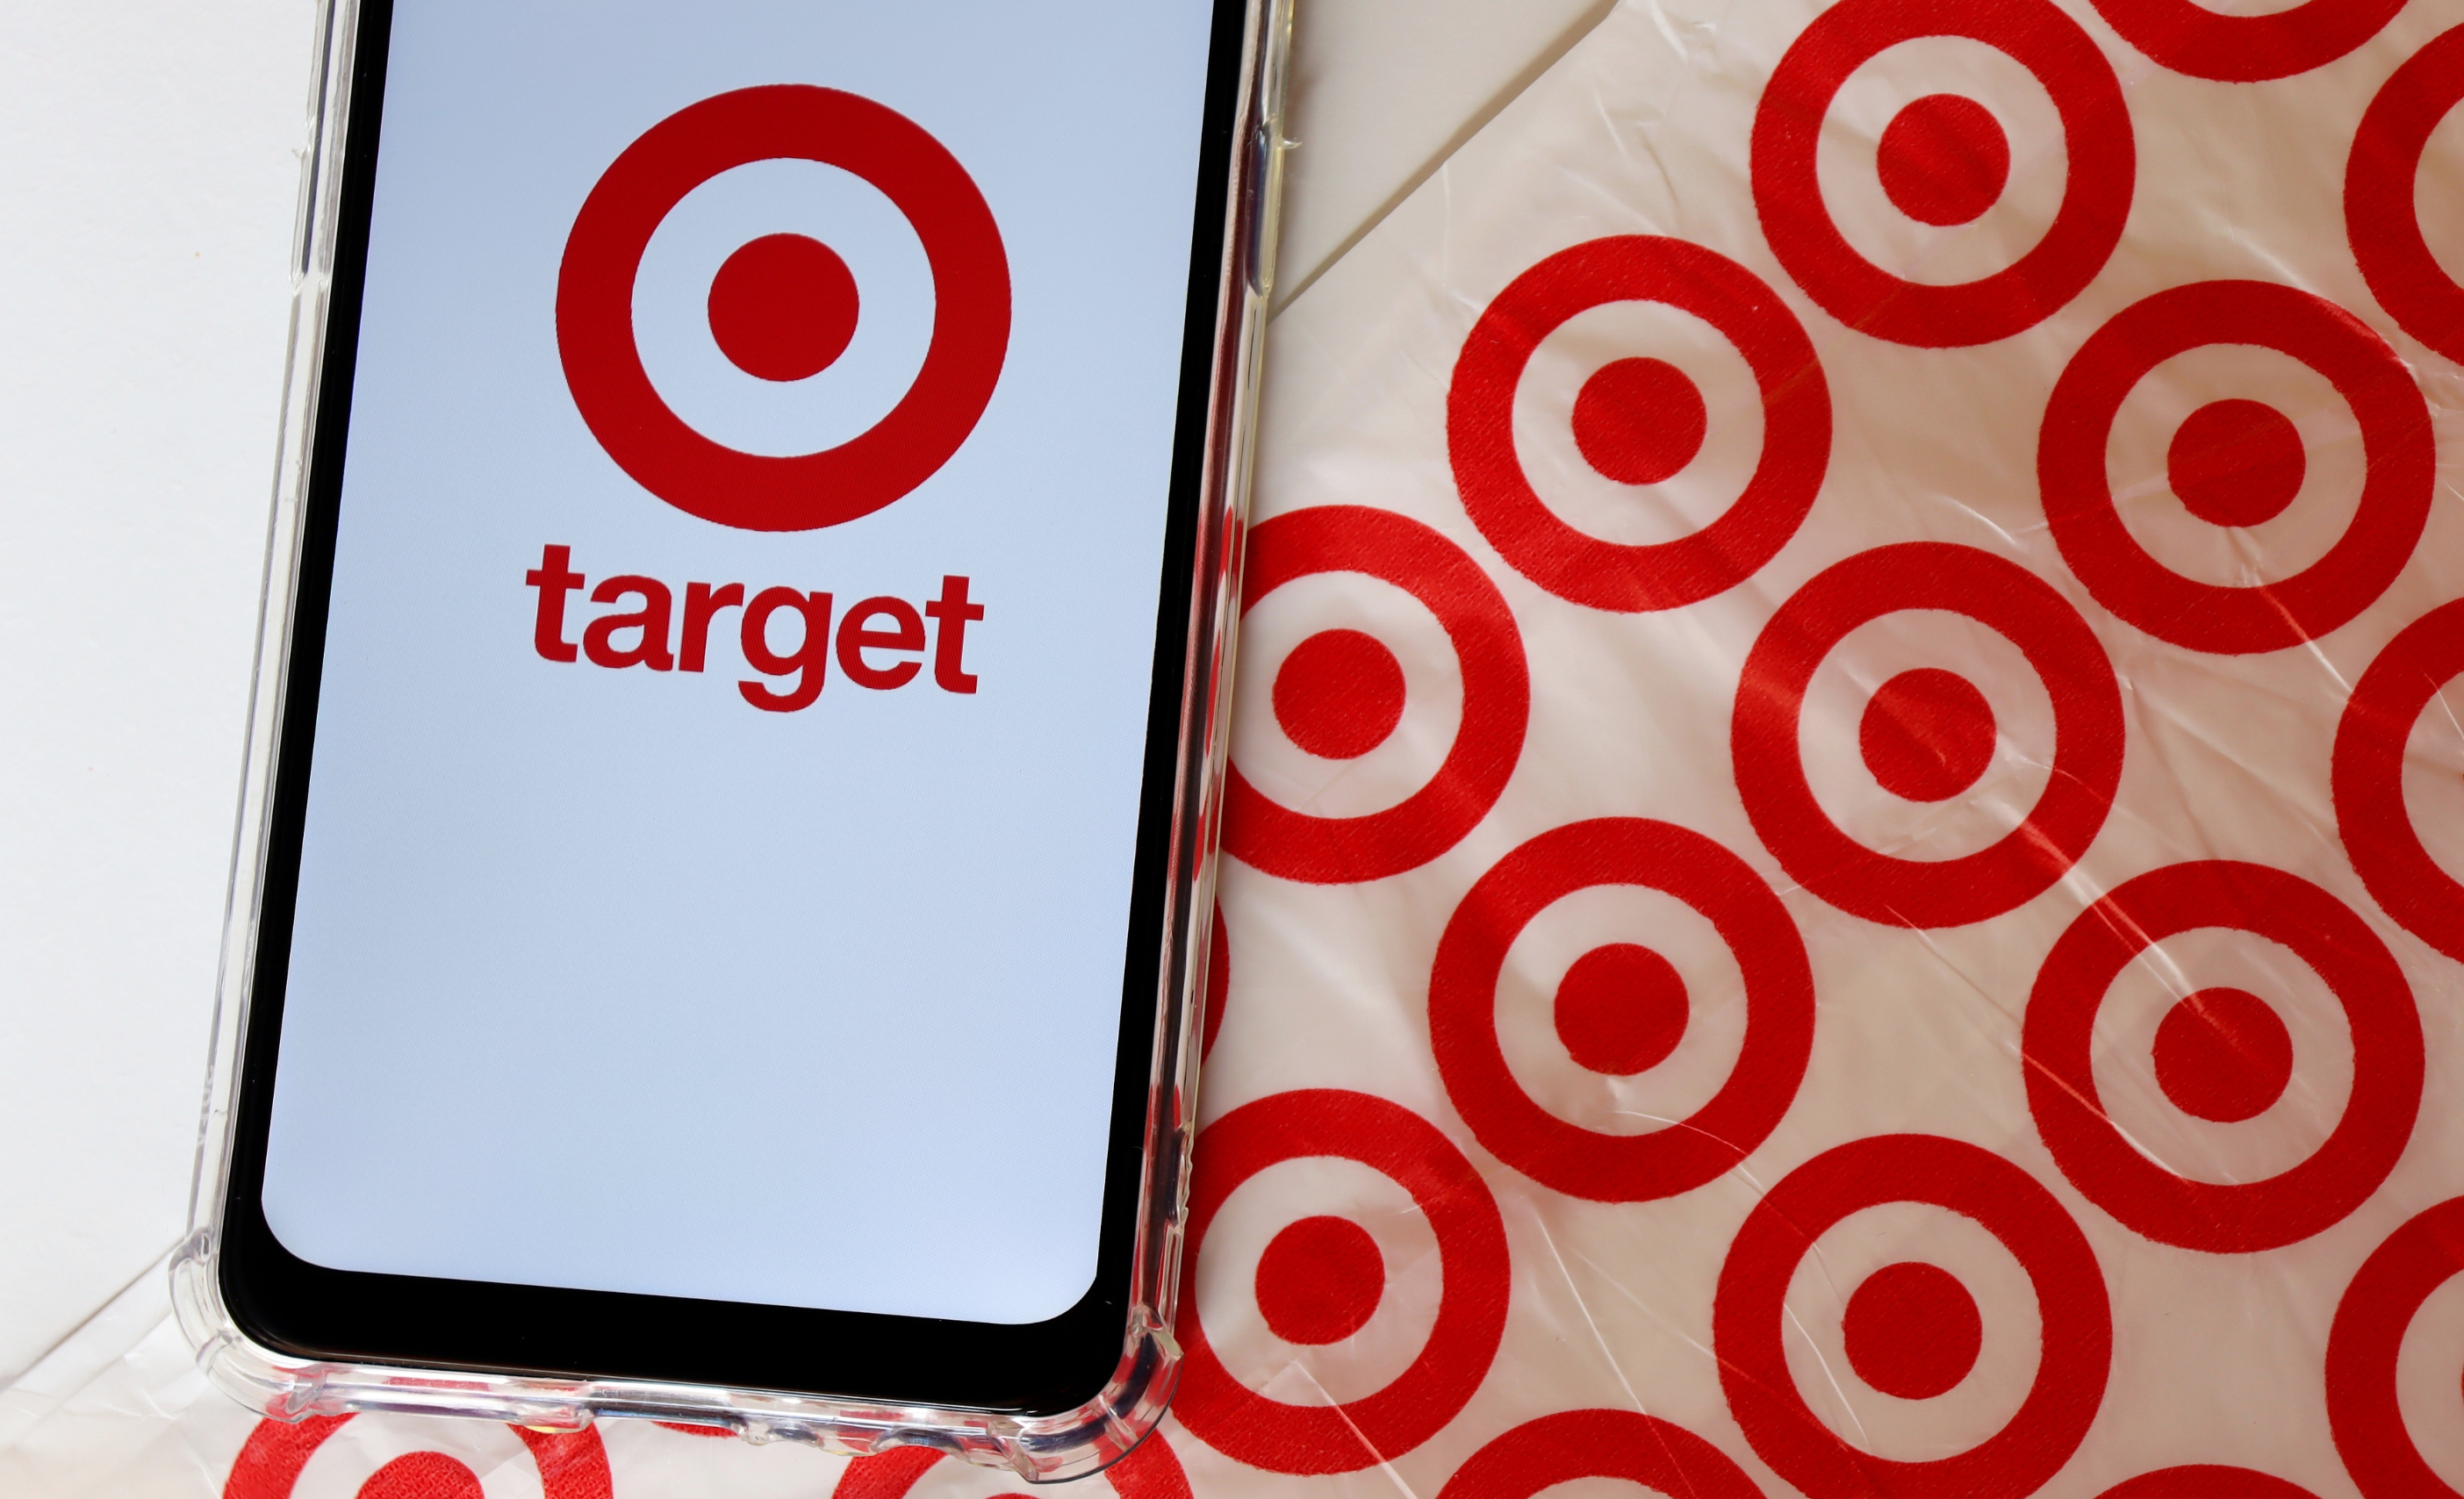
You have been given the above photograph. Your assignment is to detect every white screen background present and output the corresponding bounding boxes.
[261,0,1217,1324]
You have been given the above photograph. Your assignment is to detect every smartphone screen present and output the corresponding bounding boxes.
[221,0,1246,1405]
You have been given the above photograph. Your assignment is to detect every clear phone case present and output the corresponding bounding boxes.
[170,0,1289,1481]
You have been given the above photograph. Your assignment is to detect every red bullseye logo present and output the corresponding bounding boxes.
[1427,818,1816,1202]
[1749,0,2134,347]
[1223,506,1530,885]
[2328,1197,2464,1499]
[1172,1089,1511,1474]
[2335,599,2464,963]
[2094,0,2406,82]
[558,85,1010,532]
[223,1415,612,1499]
[1713,1135,2111,1499]
[1447,235,1831,613]
[1436,1410,1769,1499]
[2039,281,2433,656]
[2023,860,2422,1254]
[1731,542,2124,929]
[2348,25,2464,368]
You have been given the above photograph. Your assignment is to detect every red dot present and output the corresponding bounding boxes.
[1554,943,1691,1076]
[707,233,860,383]
[1572,356,1708,485]
[2152,986,2295,1122]
[1859,668,1998,803]
[356,1452,485,1499]
[1877,94,2011,227]
[1255,1215,1385,1346]
[1272,628,1407,761]
[1843,1261,1984,1401]
[2167,398,2306,528]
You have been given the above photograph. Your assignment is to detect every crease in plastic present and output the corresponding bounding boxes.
[169,0,1291,1480]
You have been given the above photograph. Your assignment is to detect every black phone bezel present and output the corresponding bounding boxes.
[217,0,1252,1419]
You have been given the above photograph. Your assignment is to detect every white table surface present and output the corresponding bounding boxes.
[0,0,1608,1385]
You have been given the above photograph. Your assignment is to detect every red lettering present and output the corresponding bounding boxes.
[680,582,745,673]
[740,588,834,713]
[583,576,675,671]
[837,596,927,689]
[924,575,984,694]
[524,544,585,663]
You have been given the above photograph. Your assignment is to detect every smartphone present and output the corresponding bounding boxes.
[176,0,1285,1475]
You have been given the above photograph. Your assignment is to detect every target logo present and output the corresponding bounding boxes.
[2335,599,2464,963]
[2328,1196,2464,1499]
[1714,1135,2111,1499]
[557,85,1010,532]
[2348,24,2464,368]
[224,1414,611,1499]
[1436,1410,1767,1499]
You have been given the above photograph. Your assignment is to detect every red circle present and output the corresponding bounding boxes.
[1843,1261,1985,1401]
[1571,356,1708,484]
[2351,25,2464,391]
[832,1429,1196,1499]
[2024,860,2421,1252]
[1879,95,2012,227]
[1750,0,2134,348]
[2328,1196,2464,1499]
[2152,986,2295,1123]
[1255,1215,1386,1346]
[1734,542,2123,928]
[1860,667,1999,803]
[358,1453,483,1499]
[2094,0,2405,81]
[1224,507,1529,885]
[2040,280,2432,655]
[1715,1135,2110,1499]
[1430,818,1814,1202]
[1554,943,1690,1076]
[2335,599,2464,962]
[707,233,860,382]
[2167,398,2306,528]
[557,85,1009,532]
[1273,628,1407,761]
[1435,1409,1770,1499]
[1173,1089,1511,1474]
[1448,236,1830,612]
[2095,1468,2326,1499]
[223,1417,611,1499]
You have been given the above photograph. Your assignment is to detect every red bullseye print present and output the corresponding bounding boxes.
[222,1416,612,1499]
[832,1427,1196,1499]
[707,233,861,382]
[2095,1468,2327,1499]
[1436,1409,1771,1499]
[1878,94,2013,227]
[1224,507,1529,885]
[1173,1089,1511,1474]
[558,85,1009,531]
[2151,987,2295,1124]
[1734,543,2123,928]
[2336,599,2464,962]
[1553,943,1690,1076]
[2041,280,2433,655]
[1751,0,2134,347]
[2350,25,2464,369]
[1256,1215,1386,1345]
[1448,235,1830,612]
[2328,1197,2464,1499]
[1273,628,1408,760]
[1843,1261,1986,1401]
[2094,0,2405,81]
[1571,356,1709,484]
[1715,1135,2110,1499]
[1429,819,1815,1202]
[2166,398,2307,528]
[2024,861,2422,1253]
[1859,667,1999,803]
